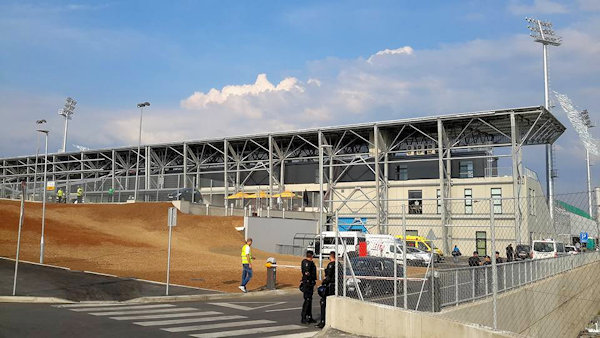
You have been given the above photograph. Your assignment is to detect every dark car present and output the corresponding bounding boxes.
[167,188,202,203]
[515,244,532,260]
[346,256,403,298]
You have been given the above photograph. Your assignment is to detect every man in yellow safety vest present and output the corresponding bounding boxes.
[57,188,64,203]
[239,238,253,293]
[76,187,83,203]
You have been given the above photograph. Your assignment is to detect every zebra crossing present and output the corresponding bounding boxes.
[52,302,317,337]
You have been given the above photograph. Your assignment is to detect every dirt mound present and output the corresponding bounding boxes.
[0,200,302,292]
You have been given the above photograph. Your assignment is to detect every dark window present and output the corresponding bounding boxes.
[408,190,422,214]
[396,165,408,180]
[406,230,418,237]
[459,161,474,178]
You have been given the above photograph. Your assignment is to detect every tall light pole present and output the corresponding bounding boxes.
[580,110,595,216]
[33,119,47,201]
[37,129,49,264]
[526,17,562,219]
[58,97,77,153]
[134,102,150,201]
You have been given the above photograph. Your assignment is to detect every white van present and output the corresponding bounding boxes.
[532,239,567,259]
[310,231,366,258]
[366,234,427,266]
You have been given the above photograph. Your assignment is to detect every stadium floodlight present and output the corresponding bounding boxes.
[33,119,47,201]
[36,129,49,264]
[555,93,600,216]
[134,101,150,202]
[58,97,77,153]
[525,17,562,219]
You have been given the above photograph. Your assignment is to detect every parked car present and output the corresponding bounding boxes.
[532,239,567,259]
[515,244,532,260]
[167,188,202,203]
[366,234,425,266]
[345,256,403,298]
[309,231,366,259]
[406,246,435,266]
[565,245,578,255]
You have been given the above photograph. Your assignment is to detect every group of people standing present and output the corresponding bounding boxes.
[238,239,334,330]
[56,186,83,203]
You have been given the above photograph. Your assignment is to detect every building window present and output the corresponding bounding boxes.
[436,189,442,214]
[476,231,487,256]
[408,190,422,214]
[491,188,502,214]
[396,165,408,180]
[464,188,473,214]
[406,230,418,237]
[459,160,474,178]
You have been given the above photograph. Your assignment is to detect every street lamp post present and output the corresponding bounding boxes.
[33,119,47,201]
[37,129,49,264]
[134,102,150,201]
[526,17,562,219]
[58,97,77,153]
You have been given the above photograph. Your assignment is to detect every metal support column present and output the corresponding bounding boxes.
[374,125,382,233]
[183,143,188,189]
[437,119,449,255]
[223,139,229,206]
[268,135,274,210]
[318,130,324,279]
[510,112,522,244]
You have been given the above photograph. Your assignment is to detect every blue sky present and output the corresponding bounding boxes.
[0,0,599,196]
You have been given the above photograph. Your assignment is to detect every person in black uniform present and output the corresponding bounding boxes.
[317,251,337,329]
[300,250,317,324]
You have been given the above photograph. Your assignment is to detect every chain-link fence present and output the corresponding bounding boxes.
[330,190,600,337]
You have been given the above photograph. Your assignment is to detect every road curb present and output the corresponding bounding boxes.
[0,296,72,304]
[126,288,299,303]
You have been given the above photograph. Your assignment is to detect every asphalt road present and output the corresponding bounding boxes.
[0,258,215,301]
[0,293,321,338]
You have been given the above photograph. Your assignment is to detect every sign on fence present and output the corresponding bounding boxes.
[580,232,588,243]
[46,181,55,191]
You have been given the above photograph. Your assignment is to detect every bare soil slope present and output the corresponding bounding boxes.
[0,200,301,292]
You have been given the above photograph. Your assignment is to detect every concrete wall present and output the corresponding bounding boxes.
[245,217,317,253]
[327,297,520,338]
[440,259,600,338]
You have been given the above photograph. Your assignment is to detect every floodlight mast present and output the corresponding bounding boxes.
[580,110,595,216]
[526,17,561,219]
[58,97,77,153]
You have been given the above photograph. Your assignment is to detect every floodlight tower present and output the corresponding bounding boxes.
[58,97,77,153]
[526,17,562,219]
[580,110,595,215]
[134,101,150,201]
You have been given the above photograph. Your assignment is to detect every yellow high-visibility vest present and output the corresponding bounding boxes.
[77,188,83,196]
[241,244,252,264]
[57,190,63,197]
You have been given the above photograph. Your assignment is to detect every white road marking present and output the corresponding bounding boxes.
[90,307,197,316]
[54,303,129,308]
[134,315,246,326]
[70,304,174,312]
[265,307,303,312]
[266,332,319,338]
[110,311,222,321]
[190,325,306,338]
[207,302,286,311]
[162,319,274,332]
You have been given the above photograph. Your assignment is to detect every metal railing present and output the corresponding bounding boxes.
[438,251,600,308]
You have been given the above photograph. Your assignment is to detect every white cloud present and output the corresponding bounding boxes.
[508,0,569,15]
[577,0,600,11]
[367,46,414,63]
[181,74,304,110]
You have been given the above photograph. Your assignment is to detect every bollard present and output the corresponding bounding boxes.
[266,257,277,290]
[433,271,441,312]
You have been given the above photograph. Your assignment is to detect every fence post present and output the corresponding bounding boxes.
[402,204,408,310]
[433,272,441,312]
[335,211,339,297]
[455,269,459,306]
[472,269,475,300]
[394,236,398,308]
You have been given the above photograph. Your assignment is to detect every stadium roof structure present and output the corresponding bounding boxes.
[1,105,565,243]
